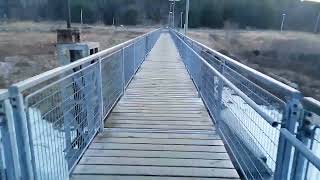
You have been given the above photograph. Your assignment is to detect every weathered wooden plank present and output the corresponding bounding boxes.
[116,104,204,108]
[125,91,197,94]
[127,87,196,90]
[106,124,215,130]
[85,149,230,160]
[110,112,209,118]
[89,143,227,152]
[111,109,207,115]
[106,120,213,126]
[123,95,199,98]
[113,106,205,111]
[85,149,229,159]
[107,117,211,122]
[79,157,234,168]
[99,131,219,139]
[93,137,224,146]
[119,99,203,103]
[72,175,240,180]
[73,165,239,178]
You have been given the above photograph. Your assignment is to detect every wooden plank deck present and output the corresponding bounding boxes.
[71,32,240,180]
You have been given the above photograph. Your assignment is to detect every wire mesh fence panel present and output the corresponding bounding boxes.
[221,85,280,173]
[134,38,146,71]
[0,99,6,180]
[171,29,290,179]
[200,50,221,71]
[101,50,124,118]
[24,62,101,180]
[200,65,222,121]
[123,44,135,87]
[223,65,285,123]
[305,128,320,179]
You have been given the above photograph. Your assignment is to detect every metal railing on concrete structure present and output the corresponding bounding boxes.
[170,29,320,180]
[0,29,161,180]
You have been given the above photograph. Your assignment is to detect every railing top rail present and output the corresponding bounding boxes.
[0,89,9,100]
[174,30,301,98]
[11,28,161,92]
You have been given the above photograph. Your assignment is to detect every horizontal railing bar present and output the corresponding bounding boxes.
[174,30,301,97]
[171,30,280,127]
[303,97,320,114]
[280,128,320,170]
[303,97,320,127]
[0,89,9,100]
[12,28,161,92]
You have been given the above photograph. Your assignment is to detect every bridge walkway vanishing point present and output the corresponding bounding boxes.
[71,33,240,179]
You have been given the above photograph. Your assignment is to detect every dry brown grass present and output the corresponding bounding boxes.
[189,29,320,100]
[0,21,154,88]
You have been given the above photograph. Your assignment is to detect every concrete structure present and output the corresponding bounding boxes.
[56,42,99,65]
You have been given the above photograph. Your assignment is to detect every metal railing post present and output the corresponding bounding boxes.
[122,47,126,94]
[216,60,225,123]
[8,87,35,180]
[0,99,21,180]
[290,107,314,180]
[145,35,149,58]
[133,42,136,73]
[274,95,302,180]
[83,65,96,138]
[97,58,104,132]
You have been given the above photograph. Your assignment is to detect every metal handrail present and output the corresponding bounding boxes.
[0,28,162,180]
[174,30,301,97]
[0,90,9,101]
[12,28,161,92]
[170,30,280,127]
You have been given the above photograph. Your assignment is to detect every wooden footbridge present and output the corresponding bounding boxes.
[72,33,239,179]
[0,29,320,180]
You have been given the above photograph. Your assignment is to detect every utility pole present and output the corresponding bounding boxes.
[173,1,175,28]
[168,3,172,27]
[314,10,320,33]
[169,0,181,28]
[281,13,286,32]
[301,0,320,33]
[67,0,71,28]
[80,8,83,32]
[180,12,183,29]
[185,0,189,35]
